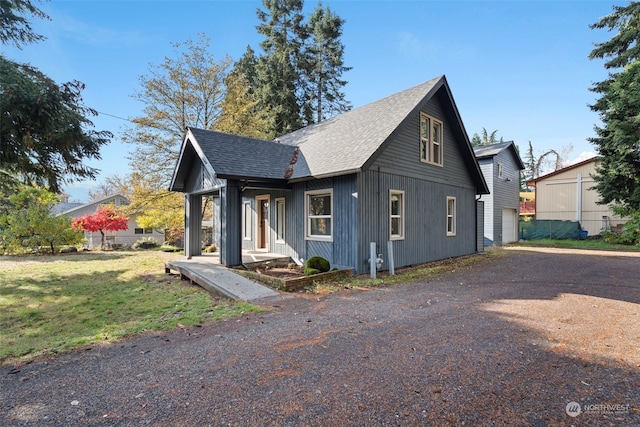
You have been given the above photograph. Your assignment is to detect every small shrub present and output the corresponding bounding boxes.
[160,244,182,253]
[132,237,158,250]
[203,244,217,253]
[305,256,330,273]
[304,267,320,276]
[601,212,640,246]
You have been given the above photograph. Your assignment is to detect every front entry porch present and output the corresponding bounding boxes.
[188,250,292,267]
[165,250,290,301]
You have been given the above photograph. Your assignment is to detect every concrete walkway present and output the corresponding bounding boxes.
[165,255,281,302]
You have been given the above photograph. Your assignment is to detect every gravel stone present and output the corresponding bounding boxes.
[1,247,639,426]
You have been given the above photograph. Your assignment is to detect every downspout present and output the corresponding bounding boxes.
[475,194,481,252]
[576,172,582,224]
[377,166,381,258]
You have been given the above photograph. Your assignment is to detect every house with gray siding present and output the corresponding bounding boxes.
[474,141,525,246]
[54,195,166,248]
[169,75,489,274]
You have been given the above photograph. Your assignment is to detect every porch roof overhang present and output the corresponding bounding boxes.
[170,128,308,194]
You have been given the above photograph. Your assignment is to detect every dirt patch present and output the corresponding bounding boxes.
[250,264,305,279]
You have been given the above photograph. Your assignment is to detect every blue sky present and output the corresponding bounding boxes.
[2,0,624,202]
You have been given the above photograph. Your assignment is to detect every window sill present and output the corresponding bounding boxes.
[420,159,443,167]
[305,236,333,242]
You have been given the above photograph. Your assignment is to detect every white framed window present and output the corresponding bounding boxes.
[275,198,286,243]
[446,197,456,236]
[389,190,405,240]
[305,189,333,241]
[497,163,503,179]
[242,201,252,240]
[420,112,443,166]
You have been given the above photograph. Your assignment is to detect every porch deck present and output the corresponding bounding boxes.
[164,250,291,302]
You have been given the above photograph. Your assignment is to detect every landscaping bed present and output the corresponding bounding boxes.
[237,261,353,291]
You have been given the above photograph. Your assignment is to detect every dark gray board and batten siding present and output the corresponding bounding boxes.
[357,94,480,274]
[237,176,357,271]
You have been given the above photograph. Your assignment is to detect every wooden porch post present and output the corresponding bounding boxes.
[184,193,202,258]
[220,180,242,266]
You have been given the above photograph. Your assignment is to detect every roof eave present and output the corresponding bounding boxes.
[169,127,218,192]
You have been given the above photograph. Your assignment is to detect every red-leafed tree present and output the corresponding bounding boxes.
[72,205,129,249]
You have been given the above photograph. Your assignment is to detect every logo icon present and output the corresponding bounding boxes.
[566,401,582,417]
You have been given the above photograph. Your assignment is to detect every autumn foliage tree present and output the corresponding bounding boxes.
[0,186,83,254]
[72,206,129,249]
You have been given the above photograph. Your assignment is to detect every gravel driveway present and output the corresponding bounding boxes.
[1,247,639,426]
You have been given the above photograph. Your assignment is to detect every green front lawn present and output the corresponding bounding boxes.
[0,250,259,364]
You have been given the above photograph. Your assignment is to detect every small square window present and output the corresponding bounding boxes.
[134,228,144,234]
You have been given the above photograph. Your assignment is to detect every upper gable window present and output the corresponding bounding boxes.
[420,113,443,166]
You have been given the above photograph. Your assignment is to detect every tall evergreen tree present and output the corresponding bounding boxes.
[1,0,109,194]
[235,45,260,91]
[523,141,536,180]
[470,128,500,147]
[255,0,308,135]
[588,2,640,214]
[0,56,111,193]
[302,2,351,124]
[0,0,49,48]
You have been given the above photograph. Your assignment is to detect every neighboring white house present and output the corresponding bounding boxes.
[54,194,165,248]
[526,157,629,236]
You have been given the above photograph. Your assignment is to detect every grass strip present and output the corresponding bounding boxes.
[0,251,260,364]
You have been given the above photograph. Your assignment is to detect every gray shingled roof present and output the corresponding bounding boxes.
[276,76,442,178]
[474,140,525,170]
[474,140,513,158]
[171,75,488,194]
[50,202,84,216]
[187,128,307,180]
[51,194,130,216]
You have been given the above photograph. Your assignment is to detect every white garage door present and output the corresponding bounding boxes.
[502,208,518,244]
